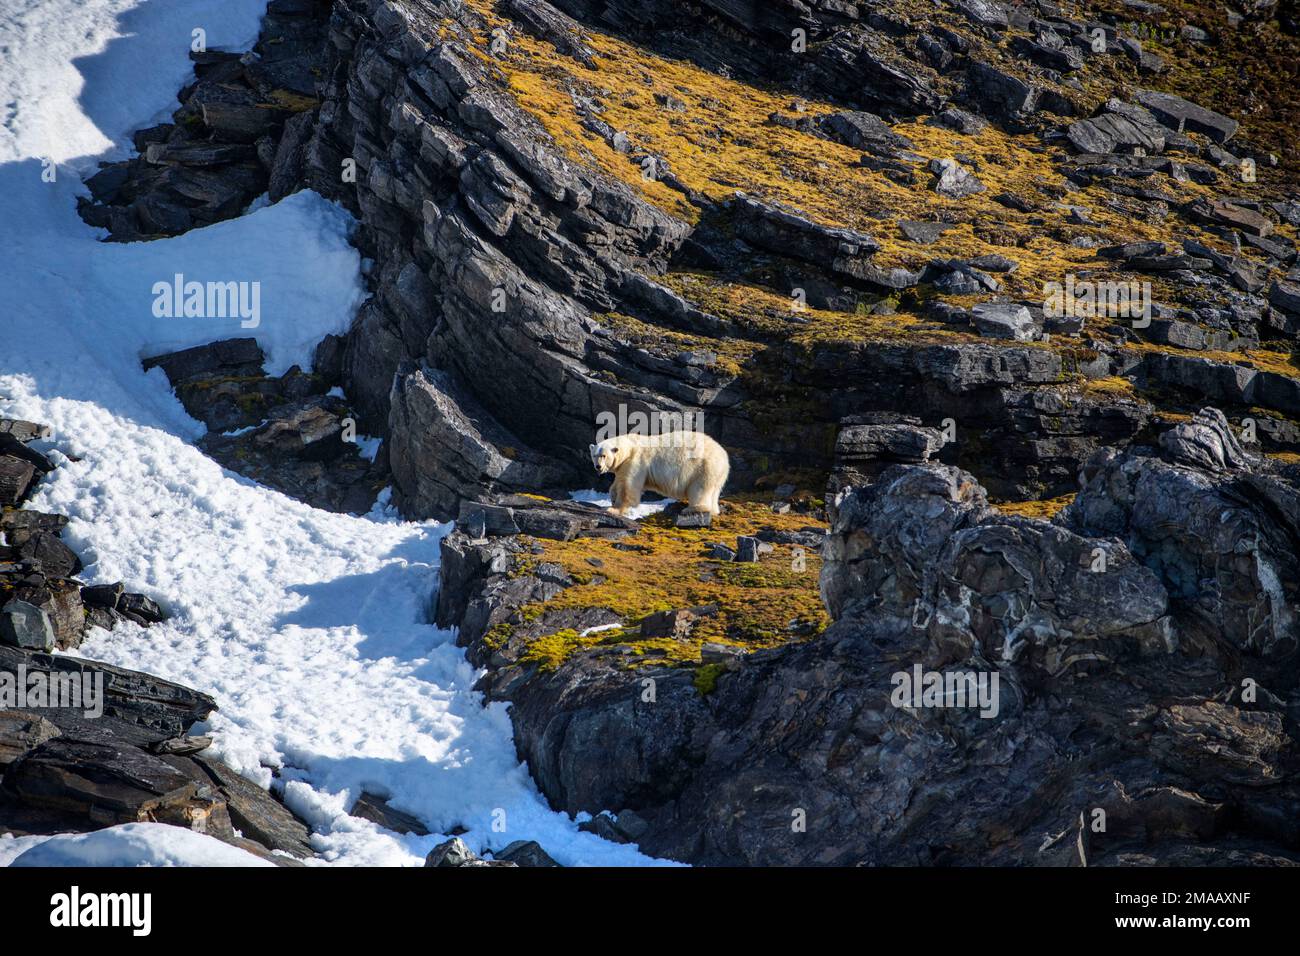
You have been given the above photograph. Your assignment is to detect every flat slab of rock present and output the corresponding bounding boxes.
[730,195,879,277]
[192,754,315,858]
[899,221,953,244]
[3,737,212,827]
[1268,280,1300,315]
[350,791,430,835]
[1187,198,1273,238]
[0,646,216,737]
[458,494,637,541]
[0,419,50,443]
[1135,89,1239,143]
[142,337,265,384]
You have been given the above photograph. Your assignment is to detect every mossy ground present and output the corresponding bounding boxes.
[443,0,1300,426]
[498,495,830,674]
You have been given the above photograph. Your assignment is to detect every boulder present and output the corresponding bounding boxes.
[0,600,56,652]
[928,158,985,199]
[492,839,560,867]
[730,195,880,277]
[425,836,516,867]
[1063,410,1300,657]
[0,711,61,767]
[970,303,1038,340]
[0,456,36,508]
[1187,198,1273,237]
[388,364,574,521]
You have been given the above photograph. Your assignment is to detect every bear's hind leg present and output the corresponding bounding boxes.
[684,476,715,515]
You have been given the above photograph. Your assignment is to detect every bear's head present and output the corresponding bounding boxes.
[589,438,627,474]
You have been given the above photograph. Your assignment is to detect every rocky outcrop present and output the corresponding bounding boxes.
[435,414,1300,865]
[1,419,164,648]
[62,0,1300,869]
[78,0,331,240]
[286,0,1265,518]
[0,648,313,863]
[143,339,387,514]
[388,363,576,518]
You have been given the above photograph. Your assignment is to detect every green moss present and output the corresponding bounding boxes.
[693,663,726,696]
[519,628,585,671]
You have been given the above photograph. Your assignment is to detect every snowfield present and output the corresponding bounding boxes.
[0,0,664,866]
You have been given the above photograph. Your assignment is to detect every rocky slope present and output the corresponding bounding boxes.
[1,418,315,863]
[71,0,1300,864]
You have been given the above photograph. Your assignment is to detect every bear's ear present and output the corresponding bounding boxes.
[588,443,596,454]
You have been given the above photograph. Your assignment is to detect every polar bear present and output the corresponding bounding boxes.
[589,431,730,517]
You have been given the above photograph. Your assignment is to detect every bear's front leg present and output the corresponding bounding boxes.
[609,472,644,516]
[608,476,627,516]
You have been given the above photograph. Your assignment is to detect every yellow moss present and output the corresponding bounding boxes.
[418,0,1300,420]
[1080,375,1138,400]
[1128,341,1299,380]
[506,496,829,671]
[263,90,319,112]
[995,494,1076,519]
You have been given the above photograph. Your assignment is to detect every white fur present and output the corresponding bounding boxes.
[589,431,730,516]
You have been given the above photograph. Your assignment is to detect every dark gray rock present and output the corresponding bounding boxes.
[1063,411,1299,657]
[734,536,773,563]
[1158,407,1248,472]
[1268,279,1300,315]
[191,754,314,858]
[818,111,913,152]
[0,457,36,508]
[0,645,216,737]
[967,61,1040,118]
[1187,198,1273,237]
[388,364,574,521]
[350,791,430,835]
[1067,109,1166,155]
[731,195,880,278]
[15,532,81,579]
[0,419,50,443]
[80,583,125,610]
[1135,89,1239,143]
[831,417,944,494]
[929,108,988,135]
[0,711,61,768]
[0,600,55,652]
[492,839,560,866]
[899,221,952,244]
[970,303,1038,340]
